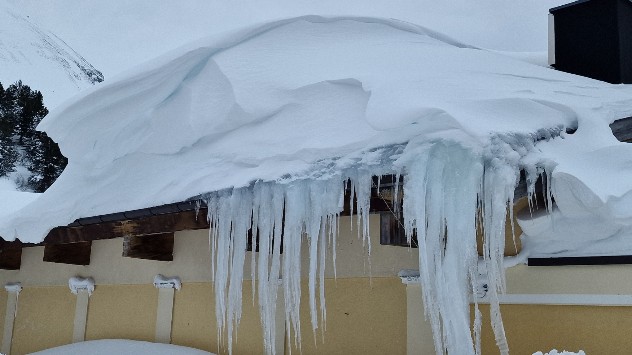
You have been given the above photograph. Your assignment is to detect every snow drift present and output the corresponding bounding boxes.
[2,16,632,355]
[29,339,213,355]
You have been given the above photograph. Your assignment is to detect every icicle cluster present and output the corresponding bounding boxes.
[205,135,551,355]
[206,173,374,355]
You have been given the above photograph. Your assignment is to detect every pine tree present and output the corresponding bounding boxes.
[4,81,48,144]
[24,131,67,192]
[0,80,67,190]
[0,136,18,177]
[0,82,18,177]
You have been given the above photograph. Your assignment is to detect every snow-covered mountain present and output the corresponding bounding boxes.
[0,5,103,108]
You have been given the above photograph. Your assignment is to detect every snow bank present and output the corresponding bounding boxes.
[29,339,213,355]
[2,15,632,355]
[533,350,586,355]
[0,189,38,220]
[517,114,632,258]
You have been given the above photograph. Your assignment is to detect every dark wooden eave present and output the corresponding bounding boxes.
[43,241,92,265]
[0,240,23,270]
[44,208,209,245]
[529,255,632,266]
[41,176,401,247]
[123,233,174,261]
[610,117,632,142]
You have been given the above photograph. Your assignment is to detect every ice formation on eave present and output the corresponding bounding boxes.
[68,276,95,295]
[3,16,632,355]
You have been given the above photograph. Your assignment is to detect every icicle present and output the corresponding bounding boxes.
[254,182,284,355]
[481,162,515,355]
[206,135,532,355]
[351,171,372,255]
[393,172,402,217]
[318,214,328,337]
[402,142,486,355]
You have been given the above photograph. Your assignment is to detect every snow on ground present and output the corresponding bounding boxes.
[533,350,586,355]
[0,177,38,218]
[0,16,631,355]
[29,339,213,355]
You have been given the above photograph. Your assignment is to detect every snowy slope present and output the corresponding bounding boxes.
[0,4,103,108]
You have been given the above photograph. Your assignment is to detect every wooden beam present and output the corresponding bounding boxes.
[122,233,174,261]
[0,241,22,270]
[379,212,417,247]
[44,209,209,245]
[340,176,401,216]
[43,241,92,265]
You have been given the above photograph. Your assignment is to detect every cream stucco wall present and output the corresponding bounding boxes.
[477,303,632,354]
[0,215,418,288]
[4,213,632,354]
[0,215,416,354]
[85,284,157,342]
[11,287,74,355]
[290,277,407,355]
[171,282,266,355]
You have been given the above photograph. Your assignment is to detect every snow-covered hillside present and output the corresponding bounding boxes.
[0,4,103,108]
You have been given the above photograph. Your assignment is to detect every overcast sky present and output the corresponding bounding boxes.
[8,0,568,78]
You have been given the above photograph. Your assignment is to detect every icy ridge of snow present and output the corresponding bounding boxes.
[204,129,554,355]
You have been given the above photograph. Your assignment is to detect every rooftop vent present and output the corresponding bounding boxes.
[550,0,632,83]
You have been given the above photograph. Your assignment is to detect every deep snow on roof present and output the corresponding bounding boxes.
[3,16,632,243]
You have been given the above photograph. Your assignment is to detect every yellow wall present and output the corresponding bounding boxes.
[0,215,416,354]
[85,284,157,342]
[11,287,74,355]
[477,198,528,257]
[0,289,6,346]
[171,283,216,352]
[171,282,265,355]
[478,304,632,354]
[4,211,632,355]
[291,277,407,355]
[1,279,406,355]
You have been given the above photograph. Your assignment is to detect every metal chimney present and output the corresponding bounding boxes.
[550,0,632,83]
